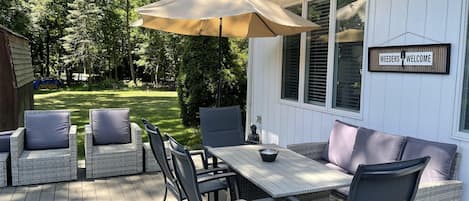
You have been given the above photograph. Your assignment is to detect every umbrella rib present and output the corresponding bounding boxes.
[254,13,275,36]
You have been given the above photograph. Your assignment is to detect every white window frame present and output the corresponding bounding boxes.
[452,0,469,140]
[279,0,369,120]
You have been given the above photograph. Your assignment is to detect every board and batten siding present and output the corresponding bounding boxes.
[248,0,469,199]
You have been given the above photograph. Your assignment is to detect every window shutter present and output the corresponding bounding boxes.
[304,1,330,105]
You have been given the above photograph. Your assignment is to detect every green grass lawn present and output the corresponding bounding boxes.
[34,89,201,159]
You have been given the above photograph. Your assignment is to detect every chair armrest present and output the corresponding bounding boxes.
[69,125,78,179]
[415,180,463,201]
[10,127,25,160]
[84,125,93,156]
[69,125,77,151]
[287,142,328,160]
[130,122,142,148]
[197,172,237,183]
[196,167,229,175]
[189,149,207,168]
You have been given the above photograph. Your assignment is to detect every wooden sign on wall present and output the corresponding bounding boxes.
[368,44,450,74]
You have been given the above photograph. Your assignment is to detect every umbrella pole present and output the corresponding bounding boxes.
[216,17,223,107]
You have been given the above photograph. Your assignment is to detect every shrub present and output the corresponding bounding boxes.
[177,36,246,127]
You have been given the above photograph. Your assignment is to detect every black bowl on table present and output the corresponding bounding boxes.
[259,148,279,162]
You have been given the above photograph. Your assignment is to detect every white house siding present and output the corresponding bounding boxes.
[248,0,469,199]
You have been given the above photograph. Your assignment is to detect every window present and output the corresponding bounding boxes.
[280,0,366,114]
[281,4,302,101]
[332,0,366,111]
[460,22,469,131]
[304,0,330,106]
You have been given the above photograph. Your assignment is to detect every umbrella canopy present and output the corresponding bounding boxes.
[134,0,319,37]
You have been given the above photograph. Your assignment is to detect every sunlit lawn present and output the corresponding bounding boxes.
[34,89,201,159]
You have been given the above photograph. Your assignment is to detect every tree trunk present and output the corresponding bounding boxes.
[154,64,159,87]
[45,28,50,77]
[126,0,136,86]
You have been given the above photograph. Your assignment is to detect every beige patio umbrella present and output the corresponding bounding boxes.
[133,0,319,106]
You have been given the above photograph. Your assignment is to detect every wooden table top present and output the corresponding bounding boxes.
[207,144,352,198]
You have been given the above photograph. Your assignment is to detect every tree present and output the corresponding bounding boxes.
[177,36,246,126]
[30,0,69,78]
[62,0,102,88]
[0,0,30,36]
[136,30,181,87]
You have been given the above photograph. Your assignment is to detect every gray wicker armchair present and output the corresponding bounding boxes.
[10,110,77,186]
[85,108,143,179]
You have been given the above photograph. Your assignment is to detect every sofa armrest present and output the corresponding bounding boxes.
[10,128,25,160]
[287,142,328,160]
[130,123,143,148]
[415,180,463,201]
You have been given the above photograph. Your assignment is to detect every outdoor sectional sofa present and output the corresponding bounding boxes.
[288,120,463,201]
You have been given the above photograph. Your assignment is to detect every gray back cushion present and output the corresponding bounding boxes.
[90,109,131,145]
[0,130,13,152]
[327,120,359,170]
[348,128,407,173]
[25,110,70,150]
[401,137,457,182]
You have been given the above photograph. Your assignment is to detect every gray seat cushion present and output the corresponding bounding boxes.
[326,120,359,170]
[0,130,13,152]
[348,128,406,173]
[90,109,131,145]
[25,110,70,150]
[401,137,457,182]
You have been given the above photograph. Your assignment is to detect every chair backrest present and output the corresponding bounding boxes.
[24,110,71,150]
[141,119,179,195]
[347,156,430,201]
[90,108,131,145]
[199,106,244,148]
[169,139,203,201]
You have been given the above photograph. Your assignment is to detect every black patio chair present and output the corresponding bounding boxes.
[344,156,430,201]
[142,119,230,201]
[199,106,246,167]
[169,136,240,201]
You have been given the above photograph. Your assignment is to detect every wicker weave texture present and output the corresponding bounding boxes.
[10,126,77,186]
[85,123,143,179]
[143,142,164,172]
[287,142,463,201]
[0,153,8,187]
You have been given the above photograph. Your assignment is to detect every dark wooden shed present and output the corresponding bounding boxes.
[0,25,34,131]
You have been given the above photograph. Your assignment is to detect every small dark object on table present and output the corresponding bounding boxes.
[259,148,279,162]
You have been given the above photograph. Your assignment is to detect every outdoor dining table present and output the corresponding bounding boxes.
[206,144,353,200]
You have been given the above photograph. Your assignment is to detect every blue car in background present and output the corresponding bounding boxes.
[33,78,63,90]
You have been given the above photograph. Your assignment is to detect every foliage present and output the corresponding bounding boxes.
[0,0,30,36]
[135,30,181,86]
[177,36,247,126]
[62,0,102,86]
[34,90,200,159]
[4,0,248,128]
